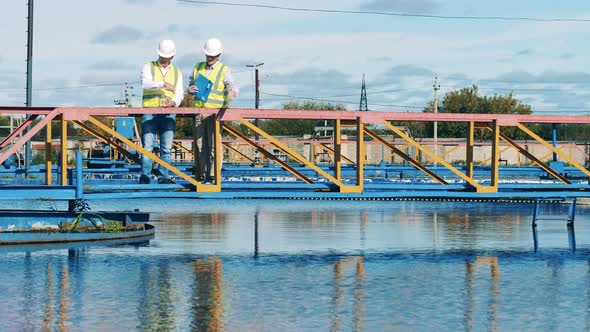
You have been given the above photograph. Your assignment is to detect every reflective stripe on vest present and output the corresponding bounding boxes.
[142,61,180,107]
[192,61,229,108]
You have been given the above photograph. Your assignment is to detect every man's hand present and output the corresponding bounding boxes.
[164,82,175,92]
[162,97,174,107]
[188,85,198,94]
[228,90,236,101]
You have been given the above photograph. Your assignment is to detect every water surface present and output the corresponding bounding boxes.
[1,199,588,331]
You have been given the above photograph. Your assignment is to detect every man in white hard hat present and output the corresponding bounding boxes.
[188,37,239,183]
[139,39,184,184]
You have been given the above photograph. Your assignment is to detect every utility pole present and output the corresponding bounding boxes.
[433,77,440,167]
[246,63,264,140]
[114,83,133,107]
[24,0,34,169]
[359,73,368,111]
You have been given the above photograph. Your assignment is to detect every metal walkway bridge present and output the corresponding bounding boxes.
[0,106,589,201]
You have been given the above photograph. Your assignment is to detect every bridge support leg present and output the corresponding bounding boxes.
[567,198,576,226]
[568,198,576,251]
[532,198,540,252]
[532,198,540,228]
[568,223,576,252]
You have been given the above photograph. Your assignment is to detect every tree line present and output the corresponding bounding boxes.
[251,85,590,142]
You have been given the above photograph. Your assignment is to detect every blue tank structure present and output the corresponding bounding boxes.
[0,209,153,246]
[22,154,588,201]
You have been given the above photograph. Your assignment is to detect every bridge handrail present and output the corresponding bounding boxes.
[0,107,588,125]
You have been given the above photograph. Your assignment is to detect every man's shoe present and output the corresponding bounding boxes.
[152,168,163,177]
[158,177,176,184]
[201,176,215,185]
[139,174,151,184]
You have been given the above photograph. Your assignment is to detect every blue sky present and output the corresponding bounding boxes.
[2,0,590,113]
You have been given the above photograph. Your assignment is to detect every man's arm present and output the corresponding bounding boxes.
[141,63,164,90]
[172,70,184,107]
[224,69,239,100]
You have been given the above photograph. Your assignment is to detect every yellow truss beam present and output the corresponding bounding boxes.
[478,146,512,166]
[517,123,590,178]
[73,121,140,163]
[60,118,67,186]
[239,119,362,193]
[172,141,194,159]
[385,145,410,160]
[490,120,499,188]
[535,145,574,164]
[223,124,313,183]
[499,132,570,184]
[334,119,342,181]
[466,121,474,178]
[223,142,254,163]
[424,144,462,166]
[364,127,448,184]
[315,143,355,164]
[383,121,487,192]
[87,116,219,192]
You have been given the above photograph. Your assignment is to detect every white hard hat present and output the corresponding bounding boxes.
[157,39,176,58]
[203,38,223,56]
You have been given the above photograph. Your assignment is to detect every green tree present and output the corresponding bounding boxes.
[423,85,533,139]
[254,100,347,136]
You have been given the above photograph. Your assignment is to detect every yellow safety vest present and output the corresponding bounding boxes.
[142,61,181,107]
[192,61,229,108]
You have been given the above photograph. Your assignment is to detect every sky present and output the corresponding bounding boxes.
[1,0,590,114]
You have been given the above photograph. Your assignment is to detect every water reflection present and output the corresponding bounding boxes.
[353,257,365,332]
[6,248,590,330]
[21,253,34,331]
[191,257,223,332]
[254,208,259,258]
[2,201,590,330]
[58,262,70,331]
[43,259,54,330]
[160,210,229,243]
[533,216,577,252]
[35,258,71,331]
[137,262,177,331]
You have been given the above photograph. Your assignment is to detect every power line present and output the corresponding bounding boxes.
[441,84,590,93]
[261,92,590,111]
[534,109,590,113]
[260,92,424,109]
[177,0,590,22]
[243,96,590,112]
[444,77,590,85]
[322,87,417,98]
[527,105,590,109]
[262,86,420,98]
[0,81,139,93]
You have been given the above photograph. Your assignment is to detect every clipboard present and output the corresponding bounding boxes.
[195,73,213,102]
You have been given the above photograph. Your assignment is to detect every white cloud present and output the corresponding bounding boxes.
[1,0,589,113]
[92,25,144,45]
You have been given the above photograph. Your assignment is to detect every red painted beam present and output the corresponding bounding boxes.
[0,109,60,165]
[0,106,55,115]
[1,107,590,125]
[0,115,39,148]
